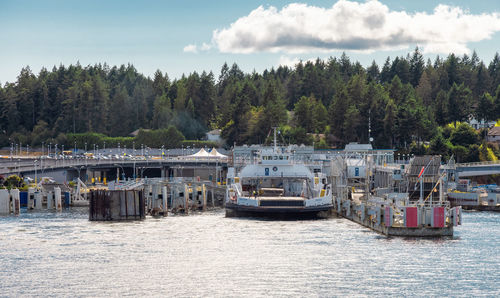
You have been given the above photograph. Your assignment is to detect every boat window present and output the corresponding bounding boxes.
[279,156,283,160]
[273,156,277,160]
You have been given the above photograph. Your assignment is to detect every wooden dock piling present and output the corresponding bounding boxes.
[89,190,145,221]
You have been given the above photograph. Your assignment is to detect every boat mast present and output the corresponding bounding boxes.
[273,127,277,152]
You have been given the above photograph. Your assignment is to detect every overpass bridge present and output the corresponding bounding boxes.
[0,156,228,183]
[454,160,500,177]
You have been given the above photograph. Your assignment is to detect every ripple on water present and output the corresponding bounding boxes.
[0,209,499,296]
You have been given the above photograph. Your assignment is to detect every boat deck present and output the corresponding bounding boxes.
[257,196,304,201]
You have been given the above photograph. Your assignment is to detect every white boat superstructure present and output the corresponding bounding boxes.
[225,144,334,217]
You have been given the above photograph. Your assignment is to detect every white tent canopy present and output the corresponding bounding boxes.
[186,148,227,159]
[189,148,210,157]
[209,148,227,158]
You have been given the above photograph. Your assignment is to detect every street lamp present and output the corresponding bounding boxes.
[72,166,84,182]
[114,164,125,181]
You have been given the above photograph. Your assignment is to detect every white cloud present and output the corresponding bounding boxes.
[277,56,318,68]
[211,0,500,55]
[183,44,198,53]
[277,56,301,68]
[201,42,212,51]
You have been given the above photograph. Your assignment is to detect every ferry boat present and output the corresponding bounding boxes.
[225,133,334,218]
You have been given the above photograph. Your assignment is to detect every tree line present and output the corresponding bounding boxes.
[0,48,500,160]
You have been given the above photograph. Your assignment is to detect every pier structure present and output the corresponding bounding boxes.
[330,146,461,237]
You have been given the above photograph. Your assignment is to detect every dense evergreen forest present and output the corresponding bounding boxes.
[1,48,500,161]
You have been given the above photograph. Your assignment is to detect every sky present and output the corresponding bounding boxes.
[1,0,500,83]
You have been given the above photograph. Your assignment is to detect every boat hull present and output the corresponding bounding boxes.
[225,202,334,219]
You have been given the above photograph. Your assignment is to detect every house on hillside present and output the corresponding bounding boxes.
[487,126,500,144]
[206,129,223,144]
[468,118,496,130]
[129,129,151,137]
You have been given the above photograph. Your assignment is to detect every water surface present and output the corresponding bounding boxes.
[0,209,498,297]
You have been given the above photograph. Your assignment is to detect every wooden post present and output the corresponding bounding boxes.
[202,183,207,211]
[184,184,189,214]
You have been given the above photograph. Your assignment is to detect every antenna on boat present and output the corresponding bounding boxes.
[273,127,277,151]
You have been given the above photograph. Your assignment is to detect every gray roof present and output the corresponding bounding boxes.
[207,129,221,135]
[488,126,500,136]
[344,142,373,151]
[407,155,441,177]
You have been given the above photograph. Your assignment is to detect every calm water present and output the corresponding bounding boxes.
[0,209,498,297]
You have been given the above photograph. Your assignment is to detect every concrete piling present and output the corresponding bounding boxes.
[46,192,54,209]
[184,184,189,214]
[162,186,168,216]
[0,189,10,214]
[54,187,62,211]
[202,184,207,211]
[28,188,35,209]
[34,192,43,210]
[10,189,20,215]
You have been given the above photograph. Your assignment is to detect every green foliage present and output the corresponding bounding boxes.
[479,143,498,161]
[134,127,185,148]
[2,51,500,157]
[279,126,314,146]
[3,175,24,189]
[429,131,452,158]
[450,122,478,146]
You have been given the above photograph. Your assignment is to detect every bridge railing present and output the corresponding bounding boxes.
[457,160,500,167]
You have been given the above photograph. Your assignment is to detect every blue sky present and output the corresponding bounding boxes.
[1,0,500,83]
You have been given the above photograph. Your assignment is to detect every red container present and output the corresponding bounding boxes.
[405,207,418,227]
[432,207,445,228]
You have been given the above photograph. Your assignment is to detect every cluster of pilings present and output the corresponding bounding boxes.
[146,182,214,214]
[0,187,64,215]
[88,179,224,221]
[146,179,226,214]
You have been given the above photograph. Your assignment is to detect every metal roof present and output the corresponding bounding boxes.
[407,155,441,177]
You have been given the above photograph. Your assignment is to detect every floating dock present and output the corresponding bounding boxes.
[332,194,460,237]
